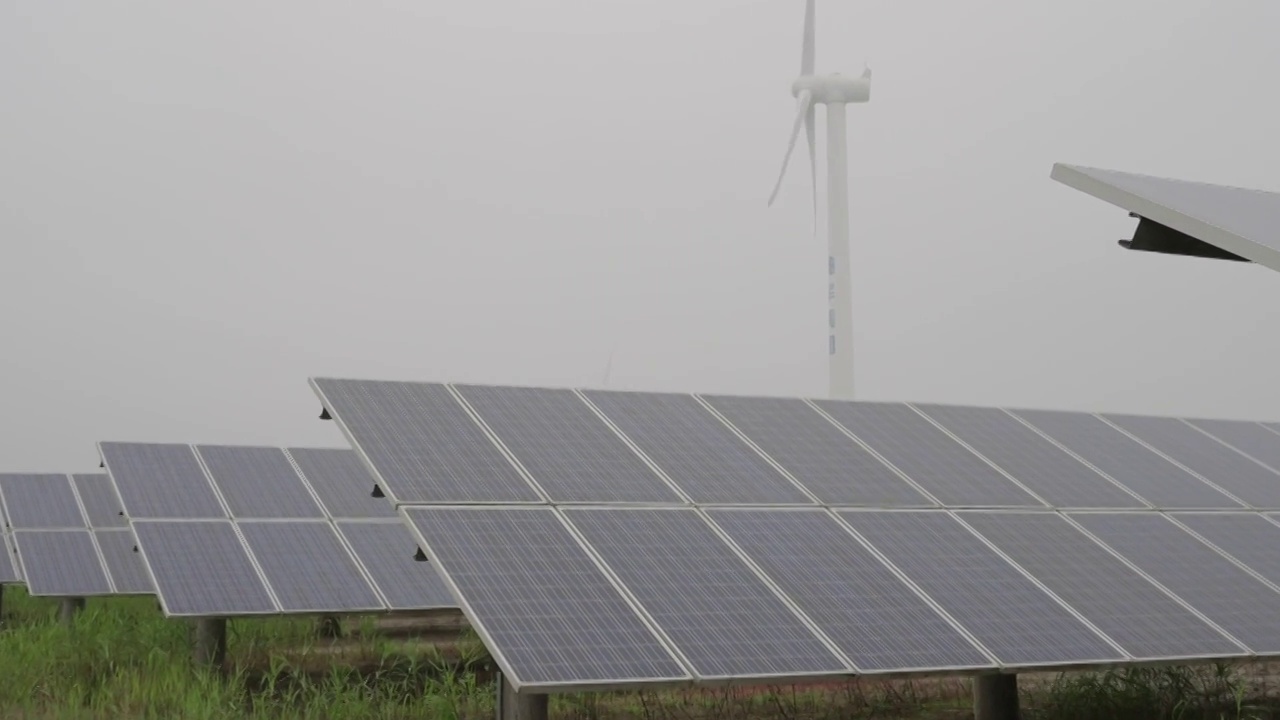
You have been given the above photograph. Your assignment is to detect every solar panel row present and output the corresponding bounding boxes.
[0,473,150,596]
[98,443,453,617]
[314,378,1280,692]
[313,379,1280,511]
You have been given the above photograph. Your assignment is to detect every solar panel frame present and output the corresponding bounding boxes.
[287,447,396,519]
[73,473,129,528]
[1050,163,1280,273]
[12,529,114,597]
[98,442,229,519]
[1101,415,1277,509]
[0,474,87,529]
[335,519,455,610]
[1168,513,1280,594]
[954,510,1248,662]
[836,508,1128,669]
[814,402,1045,508]
[1010,410,1243,509]
[238,519,386,614]
[310,378,544,505]
[705,507,996,674]
[580,390,817,505]
[1067,511,1280,654]
[561,506,853,681]
[130,519,279,618]
[195,446,326,519]
[699,395,935,507]
[400,505,693,692]
[913,405,1148,509]
[1186,419,1280,476]
[94,528,153,595]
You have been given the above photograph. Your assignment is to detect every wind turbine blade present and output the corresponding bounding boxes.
[768,90,814,207]
[801,0,815,75]
[805,102,816,234]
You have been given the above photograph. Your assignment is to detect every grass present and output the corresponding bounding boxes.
[0,587,1278,719]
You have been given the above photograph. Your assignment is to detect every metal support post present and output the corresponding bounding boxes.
[498,673,547,720]
[193,618,228,673]
[974,673,1020,720]
[58,597,85,626]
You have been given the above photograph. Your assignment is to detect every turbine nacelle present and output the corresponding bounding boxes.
[791,73,871,104]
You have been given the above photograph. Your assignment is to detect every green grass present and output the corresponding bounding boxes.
[0,587,1276,719]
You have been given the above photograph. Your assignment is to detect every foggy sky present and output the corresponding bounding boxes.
[3,0,1279,471]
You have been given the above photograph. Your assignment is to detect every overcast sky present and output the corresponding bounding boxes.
[3,0,1279,471]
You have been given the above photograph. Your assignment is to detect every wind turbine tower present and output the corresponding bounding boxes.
[767,0,870,400]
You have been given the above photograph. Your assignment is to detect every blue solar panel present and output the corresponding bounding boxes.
[73,474,128,528]
[196,446,324,519]
[99,443,227,519]
[1187,420,1280,475]
[132,520,277,617]
[13,530,113,596]
[239,521,384,613]
[95,529,153,595]
[0,474,84,529]
[288,448,394,519]
[336,520,454,609]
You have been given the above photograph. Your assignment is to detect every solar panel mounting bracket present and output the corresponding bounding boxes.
[1120,212,1249,263]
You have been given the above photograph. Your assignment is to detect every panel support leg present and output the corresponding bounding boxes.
[58,597,85,626]
[498,674,547,720]
[974,673,1020,720]
[317,614,343,638]
[0,585,5,626]
[193,618,228,673]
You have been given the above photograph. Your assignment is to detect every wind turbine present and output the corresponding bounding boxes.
[767,0,870,401]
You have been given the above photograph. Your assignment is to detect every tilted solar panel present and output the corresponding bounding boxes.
[238,520,384,613]
[196,446,324,519]
[73,474,128,528]
[12,530,112,597]
[0,474,85,529]
[335,520,454,609]
[288,447,395,519]
[132,520,277,617]
[99,443,226,519]
[1188,420,1280,473]
[94,529,152,595]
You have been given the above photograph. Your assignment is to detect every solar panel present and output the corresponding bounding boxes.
[1103,415,1280,508]
[455,385,682,504]
[73,474,128,528]
[12,530,113,596]
[99,442,227,519]
[402,506,691,689]
[1051,164,1280,272]
[915,405,1144,508]
[564,508,849,679]
[1186,419,1280,473]
[132,520,277,617]
[311,378,540,504]
[1011,410,1240,509]
[957,512,1244,660]
[839,510,1124,667]
[0,474,85,529]
[582,390,811,505]
[815,402,1041,507]
[1173,513,1280,591]
[707,509,993,672]
[336,520,454,609]
[196,446,324,519]
[238,520,384,613]
[1070,512,1280,653]
[94,529,153,594]
[701,395,932,506]
[288,447,395,519]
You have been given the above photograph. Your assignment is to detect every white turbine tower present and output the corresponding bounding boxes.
[767,0,870,401]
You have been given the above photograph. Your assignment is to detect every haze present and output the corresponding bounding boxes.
[3,0,1279,471]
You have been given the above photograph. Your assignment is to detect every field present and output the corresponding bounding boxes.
[1,587,1278,720]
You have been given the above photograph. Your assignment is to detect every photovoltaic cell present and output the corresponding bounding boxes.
[132,520,276,616]
[1103,415,1280,508]
[583,391,810,505]
[958,512,1243,660]
[816,402,1041,507]
[456,385,681,503]
[707,509,992,672]
[1011,411,1239,509]
[73,474,128,528]
[565,508,848,678]
[99,443,227,519]
[311,378,539,504]
[239,521,383,613]
[1070,512,1280,653]
[288,448,395,519]
[840,510,1123,666]
[0,474,84,529]
[337,520,454,609]
[1187,419,1280,474]
[702,395,931,506]
[915,405,1143,508]
[403,506,690,688]
[13,530,112,596]
[1172,513,1280,591]
[196,446,324,519]
[95,529,153,594]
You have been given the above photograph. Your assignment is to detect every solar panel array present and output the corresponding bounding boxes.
[313,378,1280,692]
[0,473,151,596]
[97,443,454,618]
